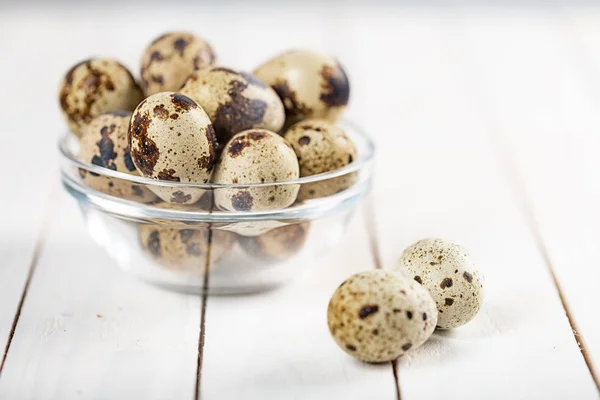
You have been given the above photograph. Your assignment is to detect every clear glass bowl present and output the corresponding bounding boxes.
[59,121,375,295]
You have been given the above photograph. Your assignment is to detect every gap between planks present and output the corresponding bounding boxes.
[494,145,600,393]
[0,187,57,377]
[363,198,402,400]
[441,16,600,392]
[195,228,213,400]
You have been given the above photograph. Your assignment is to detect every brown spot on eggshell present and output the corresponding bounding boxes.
[298,136,311,146]
[170,191,192,204]
[463,271,473,283]
[228,136,250,158]
[271,79,311,122]
[402,343,412,351]
[319,64,350,107]
[247,130,268,141]
[123,149,136,171]
[171,93,197,112]
[157,168,180,182]
[358,305,379,319]
[130,112,159,176]
[147,230,161,258]
[213,80,268,145]
[131,185,144,197]
[445,298,454,306]
[414,276,423,284]
[440,278,453,289]
[153,104,169,120]
[346,344,357,352]
[231,191,254,211]
[151,75,164,85]
[173,37,190,57]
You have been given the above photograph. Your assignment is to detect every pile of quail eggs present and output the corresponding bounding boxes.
[328,238,485,362]
[58,32,356,270]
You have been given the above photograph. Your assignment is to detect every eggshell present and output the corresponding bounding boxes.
[253,50,350,127]
[59,58,143,137]
[212,129,299,211]
[328,270,437,363]
[129,92,217,204]
[284,119,357,200]
[139,223,236,272]
[78,111,156,202]
[397,238,485,329]
[238,223,309,261]
[180,66,284,149]
[140,32,216,96]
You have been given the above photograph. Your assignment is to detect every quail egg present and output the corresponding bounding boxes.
[78,111,156,202]
[397,238,485,329]
[139,223,236,272]
[328,270,437,363]
[140,32,216,96]
[129,92,217,204]
[212,129,299,211]
[59,58,144,137]
[238,223,309,261]
[284,119,357,200]
[253,50,350,127]
[180,66,285,150]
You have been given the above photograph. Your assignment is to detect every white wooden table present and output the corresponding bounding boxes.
[1,3,600,399]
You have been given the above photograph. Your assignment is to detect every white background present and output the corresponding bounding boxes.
[0,2,599,398]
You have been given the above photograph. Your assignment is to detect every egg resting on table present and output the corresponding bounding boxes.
[284,118,357,201]
[129,92,217,205]
[212,129,299,211]
[328,270,437,362]
[253,50,350,128]
[140,32,216,96]
[78,111,156,202]
[397,238,485,329]
[180,66,285,150]
[59,58,143,137]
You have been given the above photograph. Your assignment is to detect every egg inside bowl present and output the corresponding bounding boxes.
[58,120,375,295]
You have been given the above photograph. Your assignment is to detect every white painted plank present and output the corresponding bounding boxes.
[450,8,600,388]
[201,209,398,400]
[0,17,58,365]
[0,192,201,399]
[352,10,599,398]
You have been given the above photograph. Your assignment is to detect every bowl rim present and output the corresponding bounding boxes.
[58,119,375,189]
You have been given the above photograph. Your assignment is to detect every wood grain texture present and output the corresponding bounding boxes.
[0,20,58,371]
[352,9,599,398]
[200,210,398,400]
[451,8,600,390]
[0,193,202,399]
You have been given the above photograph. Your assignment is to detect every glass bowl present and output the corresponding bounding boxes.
[58,121,375,295]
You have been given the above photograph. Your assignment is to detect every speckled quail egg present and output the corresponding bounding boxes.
[238,223,309,261]
[129,92,217,204]
[78,111,156,202]
[139,222,236,272]
[59,58,144,137]
[397,238,485,329]
[140,32,216,96]
[328,270,437,363]
[212,129,299,211]
[253,50,350,127]
[284,119,357,200]
[180,66,285,150]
